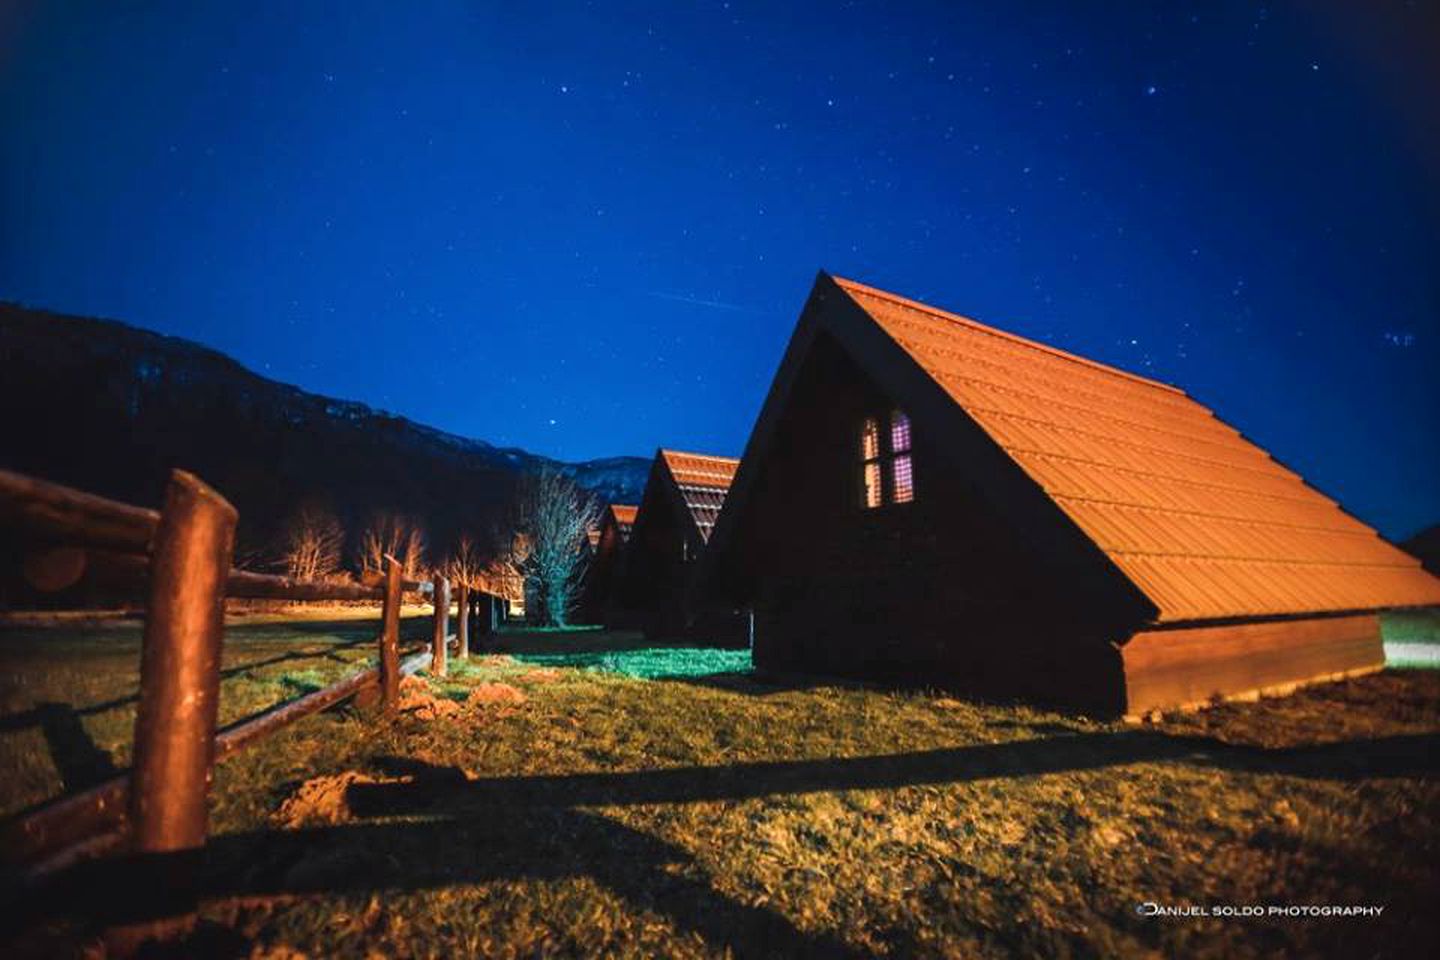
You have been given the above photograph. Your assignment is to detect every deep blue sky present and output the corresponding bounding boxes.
[2,2,1436,537]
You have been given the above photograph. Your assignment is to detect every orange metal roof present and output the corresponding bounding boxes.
[610,504,639,527]
[834,276,1440,623]
[660,449,739,542]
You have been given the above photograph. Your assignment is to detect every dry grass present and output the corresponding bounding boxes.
[2,623,1438,958]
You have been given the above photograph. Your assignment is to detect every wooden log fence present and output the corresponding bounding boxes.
[0,467,490,948]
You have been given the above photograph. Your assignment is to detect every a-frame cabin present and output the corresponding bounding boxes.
[623,449,745,643]
[580,503,637,626]
[704,272,1440,716]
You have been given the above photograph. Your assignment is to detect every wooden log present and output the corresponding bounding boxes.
[456,582,470,660]
[224,569,384,602]
[111,470,236,952]
[1,775,129,869]
[22,546,88,592]
[380,556,402,711]
[45,544,420,604]
[0,468,160,553]
[214,667,379,759]
[27,548,392,603]
[431,576,450,677]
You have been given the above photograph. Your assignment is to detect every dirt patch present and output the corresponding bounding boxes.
[396,676,463,720]
[516,668,562,685]
[272,771,394,828]
[468,682,527,706]
[247,945,311,960]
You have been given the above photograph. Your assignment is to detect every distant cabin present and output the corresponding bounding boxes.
[580,503,638,626]
[623,449,744,643]
[705,272,1440,716]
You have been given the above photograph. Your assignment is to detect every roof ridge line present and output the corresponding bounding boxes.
[832,275,1187,397]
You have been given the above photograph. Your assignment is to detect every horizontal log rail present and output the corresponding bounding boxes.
[0,467,159,553]
[3,470,432,601]
[3,647,436,872]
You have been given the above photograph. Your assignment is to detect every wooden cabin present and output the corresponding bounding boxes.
[705,272,1440,716]
[579,503,637,626]
[623,449,745,643]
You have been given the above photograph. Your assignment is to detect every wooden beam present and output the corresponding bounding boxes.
[27,546,411,603]
[0,468,159,553]
[431,577,450,677]
[379,556,402,711]
[455,582,470,660]
[111,470,236,951]
[224,569,385,602]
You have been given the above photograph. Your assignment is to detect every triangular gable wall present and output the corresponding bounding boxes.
[703,272,1159,632]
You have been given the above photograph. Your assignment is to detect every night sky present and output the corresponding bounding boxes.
[2,2,1436,538]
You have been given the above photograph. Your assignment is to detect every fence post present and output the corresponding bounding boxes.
[379,555,402,710]
[431,576,450,677]
[110,470,236,951]
[456,582,470,660]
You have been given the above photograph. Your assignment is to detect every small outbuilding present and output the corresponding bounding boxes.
[705,272,1440,716]
[624,449,744,642]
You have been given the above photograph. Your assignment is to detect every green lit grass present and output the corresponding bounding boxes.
[513,646,752,679]
[1383,609,1440,669]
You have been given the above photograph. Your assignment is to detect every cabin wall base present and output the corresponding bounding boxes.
[1120,613,1385,719]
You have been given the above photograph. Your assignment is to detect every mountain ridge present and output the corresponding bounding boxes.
[0,301,649,569]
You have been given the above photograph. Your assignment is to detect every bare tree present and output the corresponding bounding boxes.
[504,469,600,625]
[281,506,345,581]
[357,513,428,579]
[442,534,485,588]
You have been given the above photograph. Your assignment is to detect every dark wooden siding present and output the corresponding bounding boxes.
[622,464,692,639]
[580,515,623,625]
[730,332,1127,713]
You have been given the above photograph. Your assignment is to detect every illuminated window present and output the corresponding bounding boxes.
[860,416,883,508]
[859,409,914,508]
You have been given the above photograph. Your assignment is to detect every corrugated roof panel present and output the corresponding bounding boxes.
[607,504,638,542]
[660,450,739,544]
[836,276,1440,621]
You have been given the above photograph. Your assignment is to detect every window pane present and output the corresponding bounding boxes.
[891,410,912,453]
[891,454,914,503]
[863,462,883,508]
[861,416,880,461]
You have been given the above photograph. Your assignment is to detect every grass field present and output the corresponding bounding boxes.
[2,614,1439,958]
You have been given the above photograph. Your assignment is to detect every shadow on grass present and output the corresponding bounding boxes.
[16,729,1439,954]
[343,730,1440,817]
[0,703,118,792]
[27,799,876,957]
[671,671,834,697]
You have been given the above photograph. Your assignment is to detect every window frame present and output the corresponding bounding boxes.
[858,408,915,510]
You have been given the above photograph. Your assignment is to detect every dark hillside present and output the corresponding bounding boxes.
[1403,524,1440,577]
[0,303,648,572]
